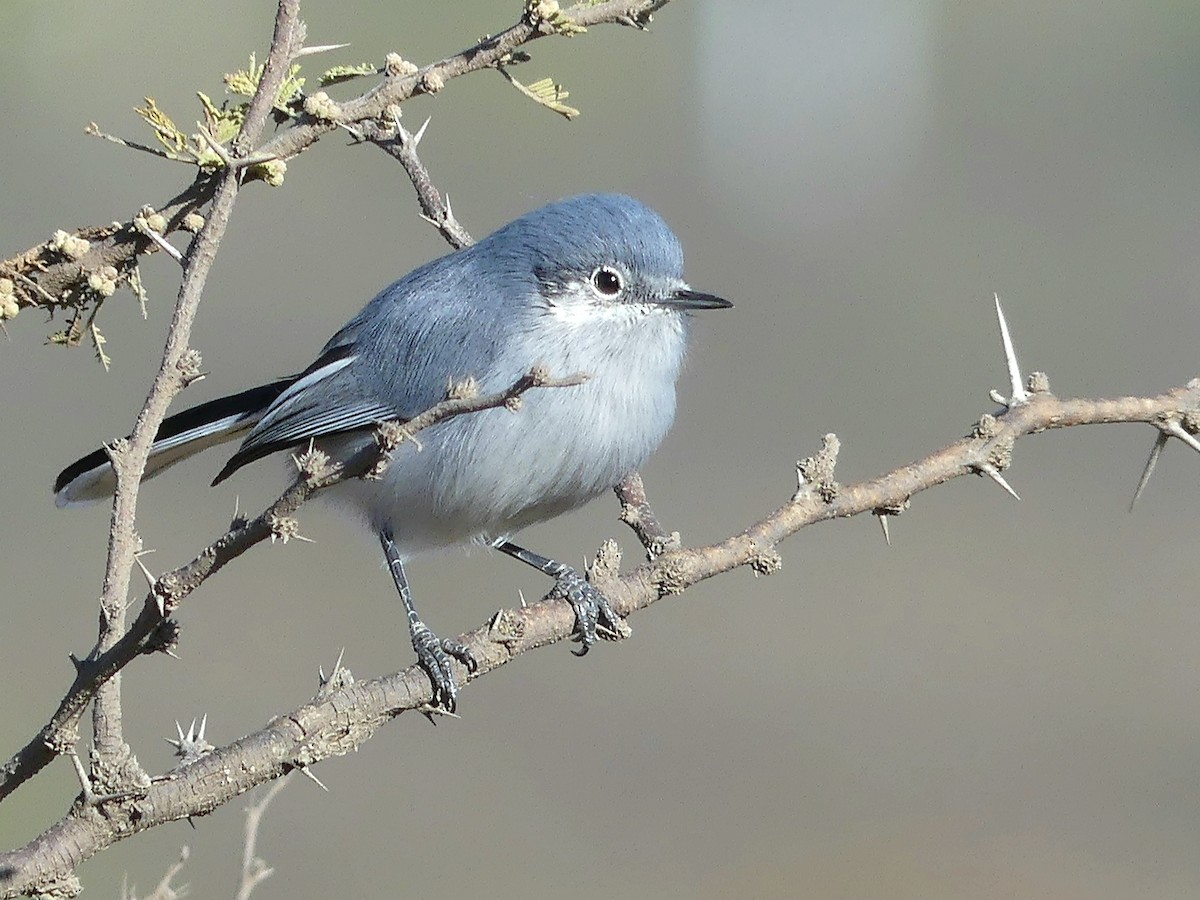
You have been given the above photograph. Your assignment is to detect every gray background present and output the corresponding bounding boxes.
[3,1,1200,897]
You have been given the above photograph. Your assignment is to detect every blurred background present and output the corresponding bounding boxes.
[3,1,1200,897]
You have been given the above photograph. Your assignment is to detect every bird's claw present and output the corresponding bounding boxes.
[550,569,627,656]
[410,620,476,712]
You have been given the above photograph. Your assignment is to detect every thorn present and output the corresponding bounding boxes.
[419,702,461,725]
[133,549,158,589]
[319,647,347,687]
[295,764,329,791]
[142,227,184,265]
[162,646,182,660]
[295,41,351,57]
[411,116,430,147]
[993,294,1028,406]
[1166,419,1200,456]
[977,463,1021,501]
[154,589,167,618]
[1130,432,1168,511]
[878,513,891,546]
[517,588,527,609]
[68,750,92,797]
[988,388,1006,405]
[230,494,250,531]
[166,714,213,766]
[444,193,455,222]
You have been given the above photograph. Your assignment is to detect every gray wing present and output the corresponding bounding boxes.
[210,342,394,483]
[213,245,521,484]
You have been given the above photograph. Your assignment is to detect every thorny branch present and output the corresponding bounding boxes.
[2,298,1199,895]
[0,0,665,326]
[2,1,1200,898]
[89,0,306,799]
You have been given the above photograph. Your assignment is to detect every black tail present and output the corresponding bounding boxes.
[54,379,295,506]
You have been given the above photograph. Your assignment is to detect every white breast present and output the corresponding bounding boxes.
[331,304,690,559]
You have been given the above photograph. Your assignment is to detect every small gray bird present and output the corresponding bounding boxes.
[55,193,731,709]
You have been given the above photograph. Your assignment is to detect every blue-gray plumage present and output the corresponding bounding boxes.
[55,193,731,708]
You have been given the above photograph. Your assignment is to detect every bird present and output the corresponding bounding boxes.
[54,193,732,709]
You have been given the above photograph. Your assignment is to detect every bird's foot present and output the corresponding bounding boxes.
[549,567,630,656]
[410,619,476,712]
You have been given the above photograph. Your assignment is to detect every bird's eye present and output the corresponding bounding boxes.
[590,266,623,297]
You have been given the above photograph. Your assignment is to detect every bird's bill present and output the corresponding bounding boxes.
[655,288,733,310]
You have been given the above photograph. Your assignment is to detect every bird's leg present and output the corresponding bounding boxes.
[493,539,626,656]
[379,529,476,711]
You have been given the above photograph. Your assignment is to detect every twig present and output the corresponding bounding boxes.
[235,778,289,900]
[0,1,668,317]
[615,472,679,557]
[126,846,190,900]
[90,0,305,793]
[371,112,474,249]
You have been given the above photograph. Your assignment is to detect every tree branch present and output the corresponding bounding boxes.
[0,0,665,326]
[88,0,307,788]
[3,362,1197,894]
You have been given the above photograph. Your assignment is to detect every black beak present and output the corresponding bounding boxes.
[656,288,733,311]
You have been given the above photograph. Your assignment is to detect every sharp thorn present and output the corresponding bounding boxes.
[517,588,527,608]
[1130,432,1168,511]
[295,41,352,57]
[296,765,329,792]
[134,554,157,589]
[1166,420,1200,455]
[878,513,891,547]
[412,116,431,147]
[68,750,92,795]
[144,227,185,265]
[978,463,1021,500]
[989,389,1006,405]
[419,702,461,720]
[993,294,1028,405]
